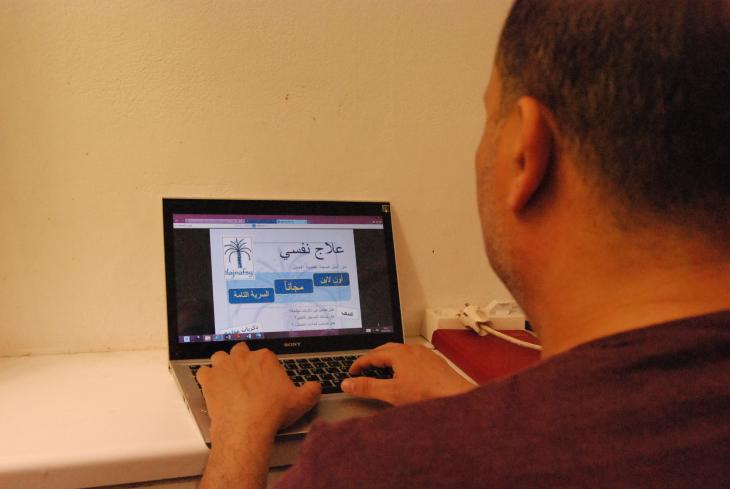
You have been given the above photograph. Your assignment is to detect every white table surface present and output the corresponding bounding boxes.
[0,349,208,488]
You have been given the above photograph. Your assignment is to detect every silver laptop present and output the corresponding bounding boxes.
[162,198,404,466]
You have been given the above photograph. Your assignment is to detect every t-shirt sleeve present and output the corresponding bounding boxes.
[273,404,427,489]
[273,393,484,489]
[274,418,366,489]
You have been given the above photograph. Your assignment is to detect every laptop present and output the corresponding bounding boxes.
[162,198,404,466]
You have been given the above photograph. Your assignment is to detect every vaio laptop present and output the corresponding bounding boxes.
[163,198,404,466]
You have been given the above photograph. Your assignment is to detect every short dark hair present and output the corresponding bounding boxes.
[496,0,730,241]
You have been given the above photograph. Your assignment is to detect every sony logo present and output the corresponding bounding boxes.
[283,342,301,348]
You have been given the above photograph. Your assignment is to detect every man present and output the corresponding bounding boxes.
[197,1,730,487]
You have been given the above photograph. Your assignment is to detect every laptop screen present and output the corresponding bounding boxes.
[163,199,403,358]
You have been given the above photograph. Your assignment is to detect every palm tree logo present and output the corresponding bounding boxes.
[224,237,252,270]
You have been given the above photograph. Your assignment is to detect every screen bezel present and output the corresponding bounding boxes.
[163,198,404,360]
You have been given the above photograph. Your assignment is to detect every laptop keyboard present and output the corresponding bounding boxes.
[189,354,393,394]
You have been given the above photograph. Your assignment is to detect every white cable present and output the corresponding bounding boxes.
[477,322,543,351]
[457,303,543,352]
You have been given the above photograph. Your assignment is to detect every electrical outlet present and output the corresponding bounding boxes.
[484,300,526,330]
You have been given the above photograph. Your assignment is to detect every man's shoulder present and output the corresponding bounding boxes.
[557,308,730,374]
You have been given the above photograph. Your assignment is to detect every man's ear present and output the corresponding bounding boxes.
[507,97,554,212]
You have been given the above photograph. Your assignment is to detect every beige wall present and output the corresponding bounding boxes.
[0,0,513,356]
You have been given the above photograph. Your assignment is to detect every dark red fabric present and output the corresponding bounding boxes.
[432,329,541,383]
[276,311,730,488]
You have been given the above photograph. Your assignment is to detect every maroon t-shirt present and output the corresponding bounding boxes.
[277,311,730,488]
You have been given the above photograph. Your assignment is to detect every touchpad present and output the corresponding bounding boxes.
[279,395,389,436]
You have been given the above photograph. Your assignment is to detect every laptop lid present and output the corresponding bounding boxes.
[163,198,404,360]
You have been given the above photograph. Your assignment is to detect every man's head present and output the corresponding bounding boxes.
[495,0,729,229]
[477,0,730,300]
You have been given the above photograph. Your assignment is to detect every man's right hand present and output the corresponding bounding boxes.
[341,343,476,405]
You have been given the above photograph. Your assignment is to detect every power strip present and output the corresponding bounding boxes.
[483,301,526,330]
[421,301,528,343]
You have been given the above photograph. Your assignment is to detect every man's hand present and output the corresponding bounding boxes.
[341,343,475,405]
[196,342,321,489]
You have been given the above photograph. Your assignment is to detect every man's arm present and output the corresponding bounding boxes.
[200,425,274,489]
[342,343,475,405]
[195,341,471,487]
[195,343,321,489]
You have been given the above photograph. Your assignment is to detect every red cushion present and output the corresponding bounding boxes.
[432,329,541,384]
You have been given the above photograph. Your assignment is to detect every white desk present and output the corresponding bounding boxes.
[0,350,208,488]
[0,337,443,488]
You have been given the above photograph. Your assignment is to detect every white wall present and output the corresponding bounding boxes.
[0,0,513,356]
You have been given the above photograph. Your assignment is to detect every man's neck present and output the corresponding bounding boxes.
[523,233,730,358]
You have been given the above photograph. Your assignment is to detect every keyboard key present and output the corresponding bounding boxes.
[321,384,340,394]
